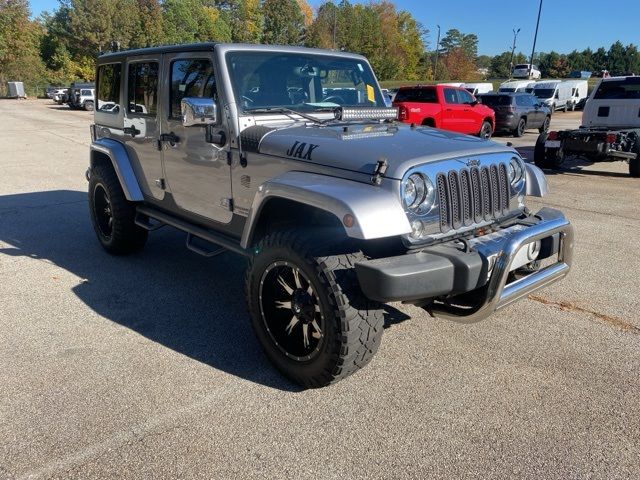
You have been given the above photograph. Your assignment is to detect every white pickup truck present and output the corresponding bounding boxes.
[534,76,640,177]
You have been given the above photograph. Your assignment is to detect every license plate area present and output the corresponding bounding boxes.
[544,140,561,148]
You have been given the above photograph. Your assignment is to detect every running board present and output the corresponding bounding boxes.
[136,206,249,257]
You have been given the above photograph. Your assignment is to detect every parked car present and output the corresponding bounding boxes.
[463,82,493,96]
[478,92,551,137]
[49,87,68,103]
[66,82,95,110]
[532,81,572,112]
[393,84,495,138]
[46,86,66,99]
[535,76,640,176]
[88,42,573,387]
[512,64,541,79]
[563,80,589,110]
[498,80,537,93]
[569,70,592,79]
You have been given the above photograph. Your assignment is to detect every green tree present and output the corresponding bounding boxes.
[0,0,47,95]
[624,44,640,75]
[489,51,526,78]
[163,0,231,44]
[439,28,477,59]
[131,0,163,47]
[607,41,626,75]
[262,0,304,45]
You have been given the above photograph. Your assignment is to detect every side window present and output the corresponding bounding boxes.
[97,63,121,113]
[515,95,526,107]
[443,88,458,104]
[456,89,474,104]
[128,62,159,116]
[170,59,216,118]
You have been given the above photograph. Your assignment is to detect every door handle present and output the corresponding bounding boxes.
[123,126,140,137]
[159,132,180,147]
[445,108,453,112]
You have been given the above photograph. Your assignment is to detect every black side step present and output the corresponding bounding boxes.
[136,205,249,257]
[135,213,165,231]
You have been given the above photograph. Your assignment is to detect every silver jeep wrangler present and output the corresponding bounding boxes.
[88,43,574,388]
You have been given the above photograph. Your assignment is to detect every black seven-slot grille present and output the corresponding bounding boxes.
[436,163,510,232]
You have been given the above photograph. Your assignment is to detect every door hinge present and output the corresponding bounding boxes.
[226,151,233,166]
[221,198,233,211]
[155,178,166,190]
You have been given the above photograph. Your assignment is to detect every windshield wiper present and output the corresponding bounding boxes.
[244,107,334,125]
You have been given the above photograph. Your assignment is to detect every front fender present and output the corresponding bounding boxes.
[240,172,411,249]
[525,163,548,197]
[90,138,143,201]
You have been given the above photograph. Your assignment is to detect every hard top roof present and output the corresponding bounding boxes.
[97,42,366,62]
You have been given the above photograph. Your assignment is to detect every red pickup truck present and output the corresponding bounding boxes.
[393,85,495,139]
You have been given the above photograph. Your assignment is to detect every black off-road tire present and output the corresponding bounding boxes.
[478,121,493,140]
[534,133,564,170]
[630,139,640,178]
[513,118,526,137]
[88,163,148,254]
[245,230,384,388]
[539,116,551,134]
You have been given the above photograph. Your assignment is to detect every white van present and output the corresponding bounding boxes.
[563,80,589,110]
[463,82,493,96]
[533,81,572,112]
[498,80,537,93]
[440,82,464,87]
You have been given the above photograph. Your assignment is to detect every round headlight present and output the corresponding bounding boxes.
[403,175,419,208]
[403,173,436,213]
[509,157,524,185]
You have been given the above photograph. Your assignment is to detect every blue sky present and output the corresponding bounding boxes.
[29,0,639,56]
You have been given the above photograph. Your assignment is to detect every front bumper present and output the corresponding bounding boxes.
[355,207,574,322]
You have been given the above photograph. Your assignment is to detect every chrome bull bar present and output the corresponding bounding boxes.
[431,207,574,323]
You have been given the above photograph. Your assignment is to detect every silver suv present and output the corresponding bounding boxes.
[88,43,574,388]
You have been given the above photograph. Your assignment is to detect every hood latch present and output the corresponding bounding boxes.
[371,158,388,186]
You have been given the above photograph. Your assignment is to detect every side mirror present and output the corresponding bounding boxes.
[555,92,559,99]
[181,97,217,127]
[470,100,479,106]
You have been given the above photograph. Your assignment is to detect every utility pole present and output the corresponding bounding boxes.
[509,28,520,79]
[332,1,337,50]
[529,0,543,78]
[433,25,441,81]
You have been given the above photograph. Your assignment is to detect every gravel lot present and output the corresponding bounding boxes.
[1,100,639,479]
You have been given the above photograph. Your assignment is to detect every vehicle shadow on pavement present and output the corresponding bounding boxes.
[516,146,632,178]
[0,190,301,392]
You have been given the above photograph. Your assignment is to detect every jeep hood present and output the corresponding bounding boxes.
[246,122,517,180]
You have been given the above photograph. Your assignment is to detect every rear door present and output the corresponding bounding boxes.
[161,51,233,223]
[121,57,164,200]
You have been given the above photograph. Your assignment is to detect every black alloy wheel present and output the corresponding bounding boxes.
[259,261,325,361]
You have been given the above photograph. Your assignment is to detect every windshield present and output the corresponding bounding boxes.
[594,77,640,99]
[534,89,555,99]
[226,51,385,112]
[479,95,511,106]
[499,88,516,93]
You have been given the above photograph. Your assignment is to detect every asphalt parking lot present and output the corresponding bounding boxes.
[1,100,639,479]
